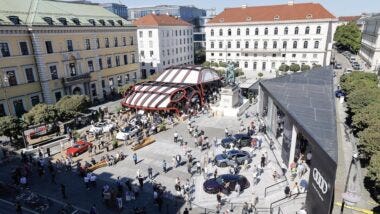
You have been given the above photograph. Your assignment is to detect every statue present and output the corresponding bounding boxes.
[225,63,236,86]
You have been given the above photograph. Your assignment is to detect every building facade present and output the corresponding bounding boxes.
[359,13,380,72]
[205,1,338,79]
[134,14,194,76]
[100,3,128,20]
[0,0,139,117]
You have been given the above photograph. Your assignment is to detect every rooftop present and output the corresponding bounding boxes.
[260,68,337,162]
[338,16,361,22]
[208,2,336,24]
[133,14,192,27]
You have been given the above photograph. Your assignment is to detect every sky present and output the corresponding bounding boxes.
[88,0,380,16]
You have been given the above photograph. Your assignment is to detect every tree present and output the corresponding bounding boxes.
[279,64,289,72]
[202,61,211,68]
[23,104,61,125]
[301,64,311,72]
[340,72,378,94]
[358,124,380,157]
[118,83,133,96]
[234,68,244,77]
[367,151,380,188]
[289,64,300,73]
[334,22,362,53]
[0,116,24,145]
[346,87,380,114]
[257,72,264,78]
[211,61,219,67]
[55,95,90,116]
[352,102,380,131]
[218,61,227,67]
[312,64,322,69]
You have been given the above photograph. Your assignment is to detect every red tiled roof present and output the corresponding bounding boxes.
[208,3,336,24]
[133,14,192,27]
[338,16,361,22]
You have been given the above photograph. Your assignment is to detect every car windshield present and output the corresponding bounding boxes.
[72,145,81,148]
[215,178,225,185]
[122,127,131,132]
[216,154,227,160]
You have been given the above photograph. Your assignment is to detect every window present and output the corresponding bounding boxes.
[149,31,152,38]
[211,29,214,36]
[69,63,76,76]
[114,37,118,47]
[139,31,143,38]
[107,57,112,68]
[30,95,40,106]
[219,29,223,36]
[294,27,299,35]
[262,62,266,70]
[302,54,307,58]
[96,38,100,49]
[0,104,5,117]
[89,19,95,26]
[50,65,58,80]
[132,54,135,63]
[255,28,258,35]
[292,54,296,58]
[54,91,62,102]
[88,60,94,72]
[91,83,97,96]
[72,18,80,25]
[284,27,288,35]
[219,42,223,49]
[130,36,134,45]
[314,41,319,49]
[0,42,10,57]
[150,51,153,57]
[246,28,250,36]
[99,19,105,26]
[45,41,53,54]
[20,42,29,55]
[244,62,248,68]
[117,76,122,86]
[8,16,21,25]
[228,29,232,36]
[245,41,249,49]
[123,37,126,46]
[293,41,297,49]
[254,41,258,49]
[263,41,268,49]
[274,27,278,35]
[99,58,103,70]
[253,62,257,70]
[123,55,128,65]
[211,42,214,49]
[149,41,153,48]
[303,41,308,49]
[140,50,145,58]
[105,38,109,48]
[43,17,54,25]
[227,41,231,48]
[271,62,276,69]
[237,28,241,36]
[67,40,73,52]
[25,68,35,83]
[13,99,25,117]
[133,72,137,79]
[85,39,91,50]
[125,74,130,82]
[316,26,321,34]
[236,41,240,48]
[272,54,276,57]
[211,53,214,56]
[264,28,268,35]
[305,26,310,34]
[273,41,277,49]
[109,78,114,86]
[6,71,17,86]
[283,41,287,49]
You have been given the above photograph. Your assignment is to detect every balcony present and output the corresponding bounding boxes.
[62,73,91,86]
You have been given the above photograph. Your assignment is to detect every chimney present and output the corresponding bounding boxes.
[288,0,294,6]
[242,4,247,9]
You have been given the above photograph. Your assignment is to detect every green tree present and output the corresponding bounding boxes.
[202,61,211,68]
[219,61,227,67]
[118,83,133,96]
[346,87,380,114]
[334,22,362,53]
[55,95,90,116]
[257,72,264,78]
[279,64,289,72]
[0,116,24,145]
[234,68,244,77]
[211,61,219,67]
[312,64,322,69]
[340,72,378,94]
[352,102,380,131]
[23,104,61,125]
[358,124,380,157]
[301,64,311,72]
[289,64,301,73]
[367,151,380,188]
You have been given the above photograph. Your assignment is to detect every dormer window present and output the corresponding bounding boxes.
[72,18,80,26]
[58,18,67,26]
[274,15,280,21]
[219,18,224,23]
[246,17,252,21]
[306,14,313,19]
[99,19,105,26]
[117,20,123,26]
[43,17,54,25]
[8,16,21,25]
[88,19,96,26]
[108,20,115,26]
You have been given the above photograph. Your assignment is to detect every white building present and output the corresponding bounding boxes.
[133,14,194,77]
[359,13,380,72]
[205,1,338,79]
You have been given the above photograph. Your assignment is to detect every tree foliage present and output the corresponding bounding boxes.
[367,152,380,187]
[55,95,90,114]
[279,64,289,72]
[0,116,24,144]
[340,72,378,94]
[23,104,61,125]
[202,61,211,68]
[289,64,301,72]
[301,64,311,72]
[334,22,362,53]
[258,72,264,78]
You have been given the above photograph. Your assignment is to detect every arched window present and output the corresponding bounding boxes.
[245,41,249,48]
[246,28,250,36]
[255,28,259,35]
[274,27,278,35]
[227,41,231,48]
[219,41,223,49]
[219,29,223,36]
[303,41,308,49]
[293,41,297,49]
[254,41,258,49]
[273,41,277,49]
[237,28,241,36]
[305,26,310,34]
[244,61,248,68]
[264,27,268,35]
[211,42,214,49]
[236,41,240,48]
[314,41,319,49]
[228,29,232,36]
[284,27,288,35]
[316,26,321,34]
[211,29,214,36]
[263,41,268,49]
[283,41,287,49]
[294,27,299,35]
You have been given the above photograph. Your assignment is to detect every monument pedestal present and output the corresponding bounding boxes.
[211,85,250,117]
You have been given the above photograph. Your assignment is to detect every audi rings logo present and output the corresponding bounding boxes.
[313,168,328,194]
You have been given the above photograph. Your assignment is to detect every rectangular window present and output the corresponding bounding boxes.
[123,55,128,64]
[132,54,136,63]
[96,38,100,49]
[125,74,130,82]
[25,68,35,83]
[133,72,137,79]
[0,42,10,57]
[107,57,112,68]
[0,104,5,117]
[149,31,152,37]
[122,37,126,46]
[67,40,73,52]
[45,41,53,54]
[114,37,118,47]
[139,31,143,38]
[88,60,94,72]
[105,38,109,48]
[292,54,296,58]
[20,42,29,55]
[117,75,122,86]
[130,36,134,45]
[50,65,58,80]
[109,78,114,86]
[6,71,17,86]
[85,39,91,50]
[253,62,257,70]
[91,83,97,96]
[99,58,103,70]
[149,41,153,48]
[271,62,276,69]
[150,51,153,57]
[13,99,25,117]
[69,63,76,76]
[262,62,266,70]
[55,91,62,102]
[101,80,105,88]
[116,56,120,66]
[30,95,40,106]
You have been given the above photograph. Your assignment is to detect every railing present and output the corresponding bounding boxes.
[269,192,307,212]
[277,206,285,214]
[264,179,287,197]
[63,73,90,83]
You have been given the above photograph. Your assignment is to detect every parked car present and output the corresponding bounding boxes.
[221,134,252,149]
[203,174,250,194]
[116,125,140,141]
[345,68,353,73]
[89,122,115,134]
[66,141,92,157]
[334,63,342,69]
[214,150,251,167]
[335,90,346,98]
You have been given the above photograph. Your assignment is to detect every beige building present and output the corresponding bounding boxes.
[0,0,139,117]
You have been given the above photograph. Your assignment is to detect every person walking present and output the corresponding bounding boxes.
[183,208,189,214]
[162,160,167,173]
[187,161,192,175]
[260,154,266,168]
[61,184,67,199]
[235,182,241,195]
[224,128,229,137]
[138,176,144,189]
[214,168,218,179]
[89,204,97,214]
[176,154,181,167]
[148,166,153,179]
[284,185,291,198]
[174,131,178,143]
[133,153,138,165]
[213,137,218,147]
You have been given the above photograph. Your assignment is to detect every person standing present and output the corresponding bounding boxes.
[260,154,266,168]
[187,161,192,175]
[174,131,178,143]
[148,166,153,179]
[162,160,167,173]
[15,201,22,214]
[61,184,67,199]
[183,208,189,214]
[306,151,312,165]
[213,168,218,179]
[133,153,138,165]
[176,154,181,167]
[224,128,229,137]
[284,185,291,198]
[235,182,241,195]
[138,176,144,189]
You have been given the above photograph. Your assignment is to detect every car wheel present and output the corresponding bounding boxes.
[220,162,227,167]
[74,153,78,157]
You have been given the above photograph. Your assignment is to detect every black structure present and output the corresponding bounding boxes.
[258,67,337,214]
